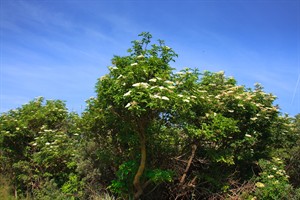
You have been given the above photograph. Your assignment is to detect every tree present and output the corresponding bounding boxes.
[83,32,283,199]
[83,32,178,199]
[0,97,81,198]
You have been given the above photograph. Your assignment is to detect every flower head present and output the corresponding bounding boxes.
[164,80,174,85]
[161,96,169,101]
[175,71,185,75]
[250,117,258,121]
[132,82,149,88]
[109,66,118,71]
[125,103,131,108]
[255,182,265,188]
[149,78,157,82]
[123,91,131,97]
[151,94,161,99]
[117,75,123,79]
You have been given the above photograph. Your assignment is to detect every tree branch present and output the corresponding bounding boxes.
[180,144,197,184]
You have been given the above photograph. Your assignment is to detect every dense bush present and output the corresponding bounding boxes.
[0,97,81,199]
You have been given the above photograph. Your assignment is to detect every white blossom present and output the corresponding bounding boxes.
[109,66,118,70]
[123,91,131,97]
[151,94,161,99]
[132,82,149,88]
[276,170,284,176]
[177,94,184,98]
[255,182,265,188]
[168,85,175,89]
[117,75,123,79]
[228,110,234,113]
[149,78,157,82]
[245,134,252,138]
[137,55,144,59]
[250,117,258,121]
[161,96,169,101]
[175,71,185,75]
[100,75,108,81]
[131,63,138,66]
[125,103,131,108]
[183,99,190,103]
[164,80,174,84]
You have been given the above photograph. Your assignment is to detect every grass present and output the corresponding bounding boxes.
[0,175,15,200]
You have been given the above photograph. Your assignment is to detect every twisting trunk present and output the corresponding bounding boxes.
[133,131,146,199]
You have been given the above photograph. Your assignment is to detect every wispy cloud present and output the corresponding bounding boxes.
[291,73,300,104]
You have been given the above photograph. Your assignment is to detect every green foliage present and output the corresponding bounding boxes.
[0,97,81,197]
[32,179,72,200]
[1,32,298,199]
[61,173,83,199]
[108,161,137,197]
[252,157,293,200]
[145,169,174,184]
[286,114,300,188]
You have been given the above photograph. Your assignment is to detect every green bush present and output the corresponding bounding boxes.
[252,157,293,200]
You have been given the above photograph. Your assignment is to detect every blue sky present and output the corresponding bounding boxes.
[1,0,299,116]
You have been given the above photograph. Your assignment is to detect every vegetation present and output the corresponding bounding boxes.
[1,33,299,199]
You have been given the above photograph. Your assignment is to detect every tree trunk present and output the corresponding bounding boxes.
[133,132,146,199]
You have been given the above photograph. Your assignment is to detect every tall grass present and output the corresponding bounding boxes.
[0,175,15,200]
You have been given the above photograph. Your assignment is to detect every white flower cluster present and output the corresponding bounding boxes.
[149,78,157,82]
[137,55,144,59]
[150,94,169,101]
[177,94,195,103]
[125,103,131,108]
[132,82,149,88]
[123,91,131,97]
[108,66,118,71]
